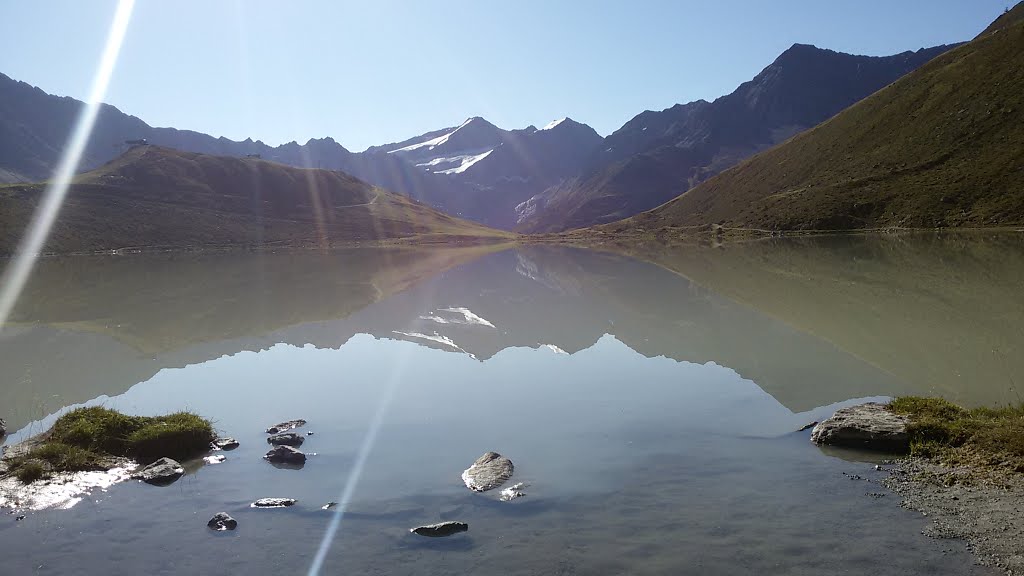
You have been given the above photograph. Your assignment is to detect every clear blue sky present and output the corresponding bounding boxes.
[0,1,1011,151]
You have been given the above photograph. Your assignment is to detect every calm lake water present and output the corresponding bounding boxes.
[1,233,1022,575]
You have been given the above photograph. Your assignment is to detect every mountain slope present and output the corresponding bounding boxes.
[518,43,958,232]
[610,12,1024,233]
[0,146,508,254]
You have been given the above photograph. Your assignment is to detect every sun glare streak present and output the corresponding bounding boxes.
[306,345,410,576]
[298,148,329,249]
[0,0,135,328]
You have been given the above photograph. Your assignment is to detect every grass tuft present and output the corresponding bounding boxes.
[3,407,215,484]
[889,396,1024,473]
[14,461,47,483]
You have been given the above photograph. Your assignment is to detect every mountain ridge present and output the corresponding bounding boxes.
[598,12,1024,233]
[516,42,961,232]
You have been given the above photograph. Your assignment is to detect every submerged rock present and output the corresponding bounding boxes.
[212,437,239,450]
[266,433,304,447]
[811,403,910,452]
[251,498,296,508]
[797,421,818,432]
[322,501,338,510]
[266,419,306,434]
[499,482,527,502]
[131,457,184,484]
[264,445,306,465]
[462,452,514,492]
[207,512,237,531]
[410,521,469,537]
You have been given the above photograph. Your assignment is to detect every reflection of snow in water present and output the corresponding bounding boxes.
[0,462,133,511]
[420,307,496,328]
[392,331,476,359]
[541,344,568,355]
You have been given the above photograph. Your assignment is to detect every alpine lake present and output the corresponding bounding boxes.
[1,232,1022,575]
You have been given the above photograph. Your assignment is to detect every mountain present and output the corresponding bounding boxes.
[606,8,1024,233]
[0,146,508,254]
[516,42,959,232]
[0,71,604,229]
[375,116,603,228]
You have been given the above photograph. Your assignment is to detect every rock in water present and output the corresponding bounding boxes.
[131,457,185,484]
[207,512,237,531]
[266,432,304,447]
[410,521,469,537]
[462,452,514,492]
[203,454,226,465]
[251,498,297,508]
[264,445,306,464]
[266,419,306,434]
[499,482,527,502]
[811,403,910,452]
[0,417,6,436]
[212,437,239,450]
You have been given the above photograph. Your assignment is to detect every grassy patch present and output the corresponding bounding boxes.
[3,407,215,484]
[14,461,47,483]
[889,396,1024,473]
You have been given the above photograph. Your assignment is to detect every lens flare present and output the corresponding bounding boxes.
[305,347,409,576]
[0,0,136,328]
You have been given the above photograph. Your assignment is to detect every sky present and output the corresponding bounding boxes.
[0,1,1011,151]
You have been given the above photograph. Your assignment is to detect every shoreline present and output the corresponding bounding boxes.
[883,457,1024,574]
[812,398,1024,575]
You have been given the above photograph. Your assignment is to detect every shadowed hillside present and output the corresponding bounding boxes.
[0,146,510,254]
[517,43,957,233]
[609,7,1024,233]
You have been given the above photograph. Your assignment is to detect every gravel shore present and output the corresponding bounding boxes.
[883,458,1024,575]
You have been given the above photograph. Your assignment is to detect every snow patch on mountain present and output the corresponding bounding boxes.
[389,118,480,155]
[413,149,494,175]
[434,150,493,174]
[540,117,568,131]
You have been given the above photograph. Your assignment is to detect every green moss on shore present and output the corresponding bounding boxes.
[890,397,1024,473]
[4,407,215,483]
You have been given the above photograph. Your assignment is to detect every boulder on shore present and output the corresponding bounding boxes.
[207,512,237,531]
[266,433,304,447]
[811,403,910,452]
[264,445,306,465]
[462,452,514,492]
[131,457,185,484]
[410,521,469,537]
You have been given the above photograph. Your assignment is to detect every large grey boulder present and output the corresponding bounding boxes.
[131,457,185,484]
[264,445,306,465]
[410,521,468,537]
[266,433,304,447]
[462,452,514,492]
[811,403,910,452]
